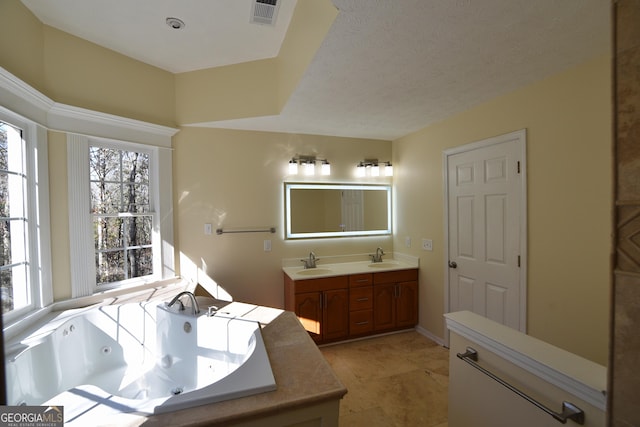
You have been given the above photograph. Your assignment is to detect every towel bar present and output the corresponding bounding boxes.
[457,347,585,425]
[216,227,276,235]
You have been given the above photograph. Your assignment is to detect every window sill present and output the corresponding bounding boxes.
[3,276,185,342]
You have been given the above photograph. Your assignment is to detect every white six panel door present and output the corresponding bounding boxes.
[447,131,525,331]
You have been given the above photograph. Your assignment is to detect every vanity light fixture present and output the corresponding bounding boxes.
[356,159,393,177]
[288,155,330,176]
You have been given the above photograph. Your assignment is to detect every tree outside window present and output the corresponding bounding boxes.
[90,146,153,285]
[0,121,29,314]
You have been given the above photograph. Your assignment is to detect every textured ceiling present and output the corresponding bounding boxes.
[21,0,610,141]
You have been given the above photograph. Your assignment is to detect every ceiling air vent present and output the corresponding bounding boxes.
[251,0,279,25]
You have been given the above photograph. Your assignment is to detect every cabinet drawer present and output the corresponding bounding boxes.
[349,310,373,335]
[349,273,373,288]
[373,269,418,285]
[349,286,373,310]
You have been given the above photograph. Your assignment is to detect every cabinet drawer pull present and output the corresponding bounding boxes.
[356,297,369,302]
[355,321,369,325]
[356,279,369,282]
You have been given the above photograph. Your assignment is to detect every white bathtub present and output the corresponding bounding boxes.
[5,300,277,419]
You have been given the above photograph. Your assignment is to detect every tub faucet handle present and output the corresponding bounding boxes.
[168,291,200,316]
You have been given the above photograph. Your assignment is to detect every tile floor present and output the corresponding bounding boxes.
[320,331,450,427]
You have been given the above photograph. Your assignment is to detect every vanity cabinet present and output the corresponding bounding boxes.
[286,275,349,343]
[348,273,374,336]
[285,268,418,344]
[373,270,419,332]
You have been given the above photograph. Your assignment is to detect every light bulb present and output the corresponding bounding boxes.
[371,164,380,177]
[288,160,298,175]
[304,161,315,176]
[321,161,331,176]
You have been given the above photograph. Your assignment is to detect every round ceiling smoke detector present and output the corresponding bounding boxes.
[166,17,185,30]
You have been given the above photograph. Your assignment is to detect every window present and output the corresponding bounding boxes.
[0,109,51,321]
[0,121,28,314]
[89,144,155,287]
[0,66,173,317]
[68,134,172,298]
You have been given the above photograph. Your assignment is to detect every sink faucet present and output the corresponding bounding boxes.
[370,247,385,263]
[168,291,200,316]
[301,251,319,269]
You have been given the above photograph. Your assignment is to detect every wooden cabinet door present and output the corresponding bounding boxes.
[323,289,349,341]
[396,281,418,328]
[373,283,396,331]
[295,292,322,341]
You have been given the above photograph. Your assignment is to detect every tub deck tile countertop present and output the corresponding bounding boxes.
[8,280,347,426]
[110,305,347,426]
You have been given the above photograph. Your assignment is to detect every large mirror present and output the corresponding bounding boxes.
[285,183,391,239]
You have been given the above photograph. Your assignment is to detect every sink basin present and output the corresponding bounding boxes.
[367,262,400,268]
[296,268,334,276]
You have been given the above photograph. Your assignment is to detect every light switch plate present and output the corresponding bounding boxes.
[204,223,212,235]
[264,240,272,252]
[422,238,433,251]
[405,236,411,248]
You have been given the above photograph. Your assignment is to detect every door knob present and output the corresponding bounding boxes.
[448,261,457,269]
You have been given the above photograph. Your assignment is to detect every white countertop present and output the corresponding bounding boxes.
[282,253,419,280]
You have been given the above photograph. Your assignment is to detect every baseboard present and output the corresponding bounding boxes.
[415,325,446,347]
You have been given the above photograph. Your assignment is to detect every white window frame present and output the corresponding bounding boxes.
[0,107,53,324]
[1,67,176,321]
[68,135,166,296]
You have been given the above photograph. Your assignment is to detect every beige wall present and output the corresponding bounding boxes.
[175,59,280,124]
[1,0,611,366]
[0,1,45,93]
[174,0,337,125]
[173,127,392,307]
[0,1,175,128]
[393,55,612,365]
[42,26,176,127]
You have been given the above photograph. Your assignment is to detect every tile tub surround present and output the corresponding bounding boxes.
[8,282,347,427]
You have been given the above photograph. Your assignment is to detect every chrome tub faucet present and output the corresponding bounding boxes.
[168,291,201,316]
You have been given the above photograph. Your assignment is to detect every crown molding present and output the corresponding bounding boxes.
[0,67,54,125]
[48,103,178,147]
[0,67,178,147]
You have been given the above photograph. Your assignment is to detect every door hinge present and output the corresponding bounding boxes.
[517,161,521,174]
[517,255,521,267]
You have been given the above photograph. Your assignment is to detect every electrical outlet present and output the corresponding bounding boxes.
[204,223,212,235]
[422,238,433,251]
